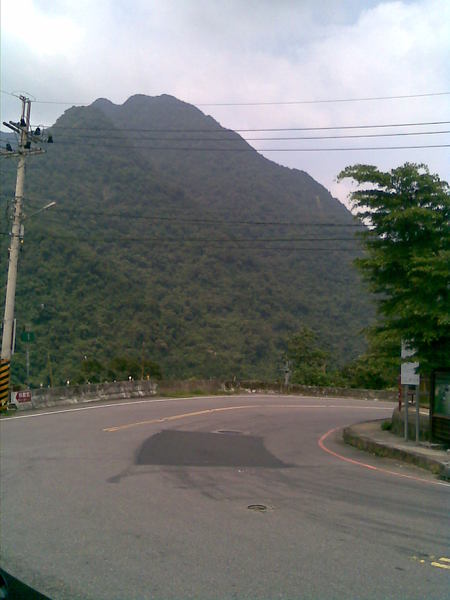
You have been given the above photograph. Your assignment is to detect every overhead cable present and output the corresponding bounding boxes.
[2,89,448,105]
[196,91,450,106]
[37,119,450,132]
[48,208,362,227]
[44,141,450,152]
[17,130,449,143]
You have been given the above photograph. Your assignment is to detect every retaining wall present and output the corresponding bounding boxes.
[28,380,158,410]
[10,379,397,411]
[232,380,396,402]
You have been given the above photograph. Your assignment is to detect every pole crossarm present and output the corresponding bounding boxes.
[0,149,46,158]
[2,117,52,156]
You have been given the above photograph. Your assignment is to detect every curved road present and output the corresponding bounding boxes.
[1,394,449,599]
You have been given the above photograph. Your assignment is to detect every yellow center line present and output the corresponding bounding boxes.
[431,561,450,570]
[102,403,335,432]
[103,405,260,432]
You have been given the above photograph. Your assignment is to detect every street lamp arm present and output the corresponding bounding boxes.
[24,201,57,220]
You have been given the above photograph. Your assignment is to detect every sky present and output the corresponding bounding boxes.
[1,0,449,210]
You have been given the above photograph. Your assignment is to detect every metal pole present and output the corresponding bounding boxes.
[0,96,29,409]
[415,385,420,445]
[404,385,409,441]
[47,352,54,388]
[26,343,30,388]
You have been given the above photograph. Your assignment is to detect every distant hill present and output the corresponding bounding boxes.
[0,94,373,385]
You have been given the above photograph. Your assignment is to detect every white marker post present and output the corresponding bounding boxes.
[401,343,420,442]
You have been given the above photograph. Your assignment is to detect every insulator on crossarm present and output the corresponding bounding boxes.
[34,127,41,136]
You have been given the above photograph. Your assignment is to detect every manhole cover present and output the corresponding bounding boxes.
[247,504,267,512]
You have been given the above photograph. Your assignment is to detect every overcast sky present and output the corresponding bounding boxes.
[1,0,449,209]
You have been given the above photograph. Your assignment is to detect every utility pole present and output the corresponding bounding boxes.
[0,94,50,410]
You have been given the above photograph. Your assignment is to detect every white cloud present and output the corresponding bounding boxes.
[1,0,449,209]
[2,0,84,59]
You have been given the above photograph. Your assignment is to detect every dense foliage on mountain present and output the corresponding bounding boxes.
[1,94,374,387]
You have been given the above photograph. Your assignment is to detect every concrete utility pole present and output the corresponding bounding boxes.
[0,95,49,410]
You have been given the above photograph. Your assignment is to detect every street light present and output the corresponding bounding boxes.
[24,201,57,220]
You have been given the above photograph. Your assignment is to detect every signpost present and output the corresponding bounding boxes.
[401,342,420,443]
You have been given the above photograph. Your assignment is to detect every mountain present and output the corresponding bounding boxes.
[0,94,373,385]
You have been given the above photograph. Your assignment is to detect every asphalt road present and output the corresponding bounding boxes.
[0,394,449,599]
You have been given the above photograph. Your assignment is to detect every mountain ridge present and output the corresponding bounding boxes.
[1,93,373,386]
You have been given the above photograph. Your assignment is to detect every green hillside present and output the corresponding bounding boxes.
[1,94,373,386]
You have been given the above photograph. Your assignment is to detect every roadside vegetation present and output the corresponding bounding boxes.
[338,162,449,382]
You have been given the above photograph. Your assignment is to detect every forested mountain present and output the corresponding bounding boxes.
[1,94,374,386]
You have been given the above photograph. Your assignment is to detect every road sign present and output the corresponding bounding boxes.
[10,390,32,408]
[401,342,420,386]
[401,362,420,386]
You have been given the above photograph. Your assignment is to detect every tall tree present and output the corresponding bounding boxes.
[285,327,329,385]
[337,162,450,373]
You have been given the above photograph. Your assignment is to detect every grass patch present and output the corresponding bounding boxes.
[0,408,18,419]
[381,419,392,431]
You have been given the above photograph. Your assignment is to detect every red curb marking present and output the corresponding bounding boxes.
[318,427,450,488]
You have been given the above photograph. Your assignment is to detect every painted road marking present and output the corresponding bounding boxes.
[318,427,450,488]
[104,405,261,432]
[0,395,392,422]
[411,555,450,570]
[103,404,390,432]
[431,560,450,570]
[0,396,228,420]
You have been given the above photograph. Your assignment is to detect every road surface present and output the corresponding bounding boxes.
[1,394,449,599]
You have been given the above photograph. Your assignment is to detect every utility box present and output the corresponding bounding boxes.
[430,370,450,445]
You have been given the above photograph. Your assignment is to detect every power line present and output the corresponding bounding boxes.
[49,208,362,227]
[43,141,450,152]
[245,130,450,141]
[196,91,450,106]
[3,195,361,228]
[39,119,450,133]
[25,225,361,243]
[43,235,359,242]
[0,230,360,250]
[13,129,448,143]
[2,89,449,106]
[12,236,360,252]
[28,231,362,251]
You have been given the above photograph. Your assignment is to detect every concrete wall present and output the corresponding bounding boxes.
[29,380,158,410]
[11,378,397,411]
[231,380,397,402]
